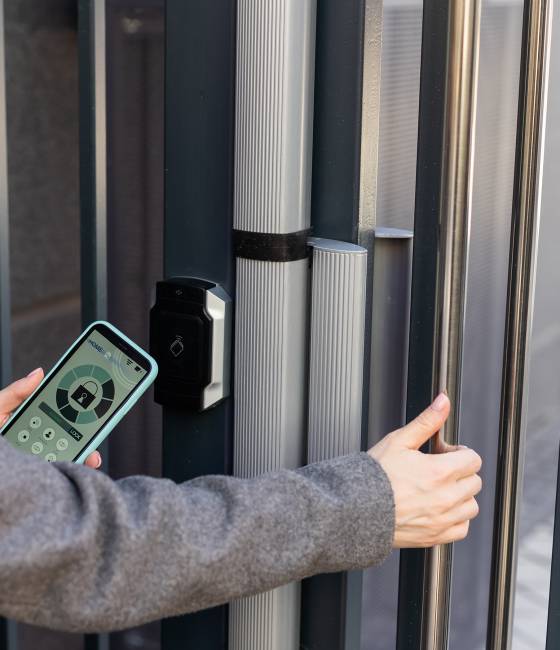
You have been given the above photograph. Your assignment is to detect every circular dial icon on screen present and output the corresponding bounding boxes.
[56,365,115,425]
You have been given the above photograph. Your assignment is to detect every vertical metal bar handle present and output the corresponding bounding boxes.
[487,0,553,643]
[397,0,481,646]
[422,0,480,647]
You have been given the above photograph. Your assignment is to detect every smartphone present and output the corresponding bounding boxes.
[0,321,158,464]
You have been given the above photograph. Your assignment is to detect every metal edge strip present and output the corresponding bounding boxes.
[0,1,16,648]
[486,0,554,643]
[79,1,109,648]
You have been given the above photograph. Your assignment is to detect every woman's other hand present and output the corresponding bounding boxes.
[0,369,102,469]
[369,393,482,548]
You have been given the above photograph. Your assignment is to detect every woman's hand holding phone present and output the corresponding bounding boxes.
[0,369,102,469]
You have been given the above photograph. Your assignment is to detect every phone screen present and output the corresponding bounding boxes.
[2,323,151,462]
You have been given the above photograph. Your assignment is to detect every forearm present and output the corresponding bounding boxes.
[0,439,394,632]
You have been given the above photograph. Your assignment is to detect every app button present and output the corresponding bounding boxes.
[31,441,44,455]
[56,438,69,451]
[30,416,42,429]
[17,430,30,443]
[170,336,185,358]
[43,428,55,441]
[45,453,57,462]
[71,382,98,409]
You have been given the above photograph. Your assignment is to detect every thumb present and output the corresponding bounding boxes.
[396,393,451,449]
[0,368,44,417]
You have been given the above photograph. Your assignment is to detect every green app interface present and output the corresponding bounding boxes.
[3,328,147,462]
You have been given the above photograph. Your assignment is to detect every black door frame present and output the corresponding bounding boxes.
[161,2,237,648]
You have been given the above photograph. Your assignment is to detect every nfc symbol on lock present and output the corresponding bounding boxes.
[71,381,99,409]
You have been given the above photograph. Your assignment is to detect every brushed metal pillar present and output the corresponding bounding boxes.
[368,229,413,447]
[362,228,413,650]
[487,0,553,643]
[230,1,316,648]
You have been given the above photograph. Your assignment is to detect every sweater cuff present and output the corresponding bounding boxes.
[298,452,395,572]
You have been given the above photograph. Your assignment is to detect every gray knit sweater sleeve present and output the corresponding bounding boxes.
[0,436,394,633]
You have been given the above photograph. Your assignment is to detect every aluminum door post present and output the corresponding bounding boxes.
[229,2,316,648]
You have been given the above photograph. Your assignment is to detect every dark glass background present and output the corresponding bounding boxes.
[7,0,164,648]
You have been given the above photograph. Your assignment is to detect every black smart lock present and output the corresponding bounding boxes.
[149,278,232,411]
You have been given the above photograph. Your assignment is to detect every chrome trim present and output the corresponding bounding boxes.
[202,285,232,410]
[422,0,481,645]
[487,0,553,644]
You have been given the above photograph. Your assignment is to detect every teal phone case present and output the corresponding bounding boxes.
[0,320,158,464]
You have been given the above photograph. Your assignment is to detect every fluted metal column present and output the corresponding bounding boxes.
[396,0,481,646]
[487,0,553,643]
[307,238,367,464]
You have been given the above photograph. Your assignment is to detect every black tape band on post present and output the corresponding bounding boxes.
[233,229,311,262]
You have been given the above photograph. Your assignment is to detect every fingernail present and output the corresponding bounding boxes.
[431,392,448,412]
[27,367,42,378]
[95,454,102,469]
[459,444,470,450]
